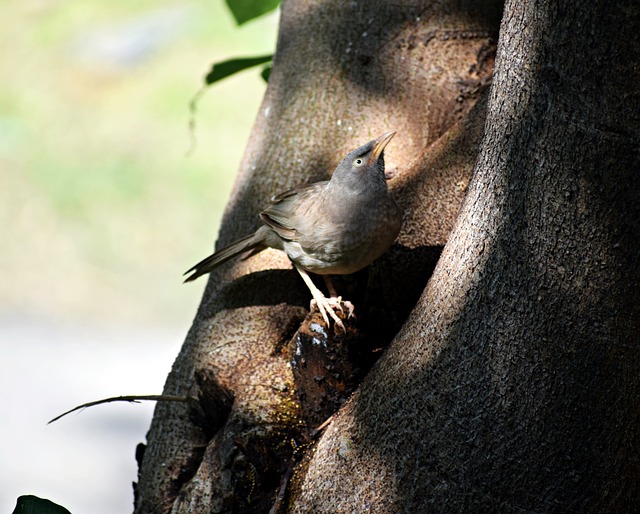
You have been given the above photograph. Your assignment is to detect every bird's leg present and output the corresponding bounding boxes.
[323,276,355,319]
[323,275,339,298]
[294,265,345,331]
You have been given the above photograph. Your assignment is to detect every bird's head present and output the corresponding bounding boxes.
[331,131,396,189]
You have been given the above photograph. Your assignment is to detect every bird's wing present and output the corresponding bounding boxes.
[259,211,299,240]
[259,182,327,241]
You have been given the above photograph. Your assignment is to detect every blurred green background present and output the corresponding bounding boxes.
[0,0,277,327]
[1,2,278,512]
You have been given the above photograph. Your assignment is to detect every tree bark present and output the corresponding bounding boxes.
[292,0,640,512]
[134,0,640,511]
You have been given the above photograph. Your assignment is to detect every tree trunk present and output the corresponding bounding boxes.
[135,0,500,509]
[132,0,640,511]
[291,0,640,512]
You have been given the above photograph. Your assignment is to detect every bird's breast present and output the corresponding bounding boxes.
[284,194,402,275]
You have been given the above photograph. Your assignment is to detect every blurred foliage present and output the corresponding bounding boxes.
[260,63,272,82]
[0,0,278,326]
[204,54,272,85]
[204,0,281,87]
[225,0,280,25]
[13,495,71,514]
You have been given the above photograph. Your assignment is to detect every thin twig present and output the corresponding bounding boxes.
[48,394,189,424]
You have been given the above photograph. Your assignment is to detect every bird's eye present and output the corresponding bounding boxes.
[353,158,365,167]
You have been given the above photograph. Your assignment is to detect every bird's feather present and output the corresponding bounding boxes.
[183,231,266,282]
[260,182,327,241]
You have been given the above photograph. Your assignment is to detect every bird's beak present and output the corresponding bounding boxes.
[368,131,396,165]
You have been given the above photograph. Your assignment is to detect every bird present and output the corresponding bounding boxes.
[184,131,402,331]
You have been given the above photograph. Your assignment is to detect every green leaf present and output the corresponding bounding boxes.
[225,0,280,25]
[204,55,273,85]
[260,64,272,83]
[12,496,72,514]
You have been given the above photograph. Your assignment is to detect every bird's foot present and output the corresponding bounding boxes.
[310,296,355,332]
[327,296,355,319]
[310,296,345,332]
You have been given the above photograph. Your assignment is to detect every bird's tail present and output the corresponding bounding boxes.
[183,229,266,282]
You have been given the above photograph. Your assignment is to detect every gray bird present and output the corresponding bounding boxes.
[185,131,402,330]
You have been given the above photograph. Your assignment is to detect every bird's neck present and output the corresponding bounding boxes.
[329,173,388,200]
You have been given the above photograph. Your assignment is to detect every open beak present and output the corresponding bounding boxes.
[368,130,396,165]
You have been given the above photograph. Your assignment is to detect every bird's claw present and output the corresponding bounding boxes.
[340,299,355,319]
[310,296,354,332]
[325,296,355,319]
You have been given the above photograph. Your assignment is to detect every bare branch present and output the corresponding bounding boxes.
[48,394,190,425]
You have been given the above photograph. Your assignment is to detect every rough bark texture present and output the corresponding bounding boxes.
[293,0,640,512]
[134,0,501,512]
